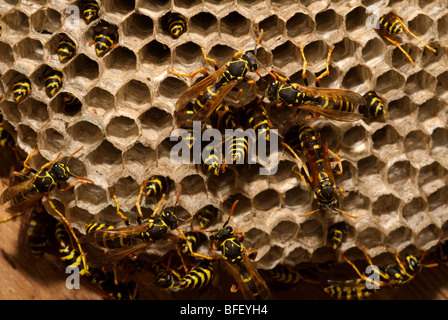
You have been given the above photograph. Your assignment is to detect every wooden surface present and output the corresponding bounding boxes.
[1,150,448,300]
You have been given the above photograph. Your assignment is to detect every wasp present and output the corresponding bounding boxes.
[63,92,82,113]
[135,175,170,221]
[195,205,219,229]
[324,246,438,300]
[190,200,271,300]
[376,12,438,67]
[81,186,188,267]
[0,146,94,271]
[20,200,57,257]
[270,264,320,287]
[82,1,100,24]
[57,39,76,62]
[55,220,90,276]
[166,12,187,39]
[266,42,365,122]
[327,222,347,250]
[91,25,118,57]
[13,78,32,103]
[169,30,264,128]
[0,122,15,149]
[282,124,356,218]
[361,91,386,117]
[44,69,63,98]
[243,97,272,142]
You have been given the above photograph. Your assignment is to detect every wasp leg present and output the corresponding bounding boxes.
[297,42,309,86]
[382,34,415,67]
[112,189,129,226]
[315,45,335,87]
[396,17,438,55]
[168,67,209,79]
[47,197,89,276]
[135,180,148,221]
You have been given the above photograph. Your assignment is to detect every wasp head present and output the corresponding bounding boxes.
[242,51,258,72]
[404,255,421,276]
[266,80,280,102]
[161,209,179,230]
[316,184,337,210]
[212,225,234,248]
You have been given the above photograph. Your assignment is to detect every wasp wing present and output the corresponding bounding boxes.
[0,177,35,205]
[298,104,363,122]
[86,242,154,268]
[79,222,150,246]
[174,65,227,113]
[190,80,239,123]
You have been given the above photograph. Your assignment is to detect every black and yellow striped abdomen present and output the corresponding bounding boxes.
[94,26,118,56]
[82,1,100,24]
[13,78,32,103]
[44,69,63,98]
[57,40,76,62]
[167,13,187,39]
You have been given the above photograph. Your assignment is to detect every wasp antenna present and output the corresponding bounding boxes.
[65,146,84,166]
[254,29,264,55]
[223,200,239,228]
[334,208,358,219]
[298,208,320,217]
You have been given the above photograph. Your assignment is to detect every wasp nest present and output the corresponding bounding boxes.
[0,0,448,296]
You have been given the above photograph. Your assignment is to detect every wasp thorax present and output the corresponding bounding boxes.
[266,81,279,101]
[162,210,178,230]
[242,51,258,72]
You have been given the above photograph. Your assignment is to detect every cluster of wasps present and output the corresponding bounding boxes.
[0,3,443,300]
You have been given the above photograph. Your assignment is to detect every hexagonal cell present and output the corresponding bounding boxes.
[158,76,188,101]
[408,13,434,38]
[48,33,77,64]
[0,99,21,124]
[67,206,96,232]
[84,87,115,116]
[362,37,386,65]
[303,40,331,67]
[404,130,430,164]
[258,14,283,41]
[173,41,203,66]
[416,223,440,249]
[342,125,369,158]
[222,193,251,218]
[296,218,324,245]
[0,42,15,70]
[417,98,444,126]
[86,139,123,175]
[345,6,369,33]
[105,116,139,149]
[375,70,405,95]
[103,0,135,15]
[418,162,447,195]
[387,160,416,196]
[284,245,311,265]
[271,40,299,72]
[257,245,283,268]
[111,176,141,207]
[67,119,104,147]
[402,196,427,222]
[103,46,137,72]
[284,185,311,208]
[341,64,372,91]
[97,205,124,225]
[332,37,359,65]
[3,9,29,37]
[428,185,448,221]
[123,143,157,173]
[300,0,330,13]
[63,54,99,91]
[244,226,271,251]
[404,70,437,104]
[206,45,235,70]
[436,71,448,100]
[179,174,206,197]
[139,107,173,145]
[121,12,153,40]
[372,125,400,151]
[386,96,416,132]
[387,225,412,248]
[357,155,382,177]
[17,98,48,129]
[14,37,44,63]
[356,226,386,248]
[438,13,448,42]
[341,190,370,214]
[285,12,315,38]
[431,128,448,163]
[117,80,151,108]
[253,189,280,212]
[372,194,400,221]
[49,92,83,118]
[30,7,61,35]
[139,40,171,67]
[315,9,342,37]
[190,12,218,37]
[40,127,67,156]
[74,181,108,210]
[17,124,37,150]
